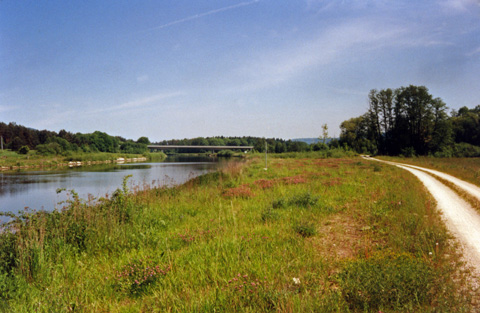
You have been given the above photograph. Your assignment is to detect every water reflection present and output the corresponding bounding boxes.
[0,156,230,214]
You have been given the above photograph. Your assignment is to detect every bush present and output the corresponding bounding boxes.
[272,198,287,209]
[0,232,17,275]
[18,146,29,155]
[217,150,235,157]
[293,221,316,237]
[289,192,319,208]
[337,252,434,311]
[400,146,416,157]
[261,208,279,222]
[36,142,62,155]
[113,257,170,295]
[452,142,480,157]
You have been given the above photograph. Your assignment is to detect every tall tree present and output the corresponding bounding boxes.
[393,85,435,155]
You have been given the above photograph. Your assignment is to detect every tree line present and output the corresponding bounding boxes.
[153,137,325,153]
[0,122,332,156]
[339,85,480,157]
[0,122,150,155]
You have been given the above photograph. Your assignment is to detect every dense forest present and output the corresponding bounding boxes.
[0,123,150,155]
[339,85,480,157]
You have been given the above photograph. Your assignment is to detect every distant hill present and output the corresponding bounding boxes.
[292,138,335,144]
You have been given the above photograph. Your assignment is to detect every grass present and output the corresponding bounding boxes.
[0,154,476,312]
[379,156,480,187]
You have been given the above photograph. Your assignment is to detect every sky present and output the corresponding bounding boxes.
[1,0,480,142]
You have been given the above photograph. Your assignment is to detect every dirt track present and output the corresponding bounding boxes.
[363,157,480,276]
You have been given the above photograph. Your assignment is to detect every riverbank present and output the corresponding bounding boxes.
[0,150,166,171]
[0,154,476,312]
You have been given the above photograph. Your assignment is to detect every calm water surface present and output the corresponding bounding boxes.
[0,156,229,214]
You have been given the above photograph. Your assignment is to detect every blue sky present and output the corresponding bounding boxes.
[1,0,479,141]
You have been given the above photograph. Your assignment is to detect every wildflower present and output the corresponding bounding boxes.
[293,277,300,285]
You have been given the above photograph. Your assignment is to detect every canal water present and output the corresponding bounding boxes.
[0,156,228,215]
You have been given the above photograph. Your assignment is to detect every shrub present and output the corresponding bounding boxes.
[272,198,287,209]
[289,192,319,208]
[337,252,434,311]
[0,232,17,274]
[261,208,279,223]
[400,147,416,157]
[18,146,29,155]
[113,257,170,295]
[217,150,234,157]
[453,142,480,157]
[293,221,316,237]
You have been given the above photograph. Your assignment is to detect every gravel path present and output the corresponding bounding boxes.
[364,157,480,275]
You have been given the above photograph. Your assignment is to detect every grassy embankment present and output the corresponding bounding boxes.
[0,150,166,170]
[0,153,476,312]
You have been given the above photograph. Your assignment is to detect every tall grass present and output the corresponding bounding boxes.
[0,155,475,312]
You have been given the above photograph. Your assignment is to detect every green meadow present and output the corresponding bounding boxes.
[0,153,476,312]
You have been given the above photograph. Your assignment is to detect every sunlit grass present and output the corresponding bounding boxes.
[0,155,475,312]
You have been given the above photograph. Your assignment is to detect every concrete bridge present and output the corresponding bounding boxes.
[147,145,254,152]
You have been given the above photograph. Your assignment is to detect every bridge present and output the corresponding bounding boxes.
[147,145,254,152]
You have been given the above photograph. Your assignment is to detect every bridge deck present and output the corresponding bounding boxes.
[147,145,254,150]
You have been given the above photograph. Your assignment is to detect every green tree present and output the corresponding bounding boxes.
[207,137,225,146]
[18,146,30,155]
[393,85,435,155]
[339,115,377,154]
[137,137,150,145]
[451,105,480,146]
[367,88,395,154]
[10,136,25,151]
[321,123,329,144]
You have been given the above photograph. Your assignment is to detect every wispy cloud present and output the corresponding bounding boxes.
[441,0,480,12]
[305,0,390,13]
[34,109,78,130]
[0,105,15,113]
[141,0,261,32]
[229,19,406,92]
[136,75,149,83]
[467,46,480,56]
[90,92,184,114]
